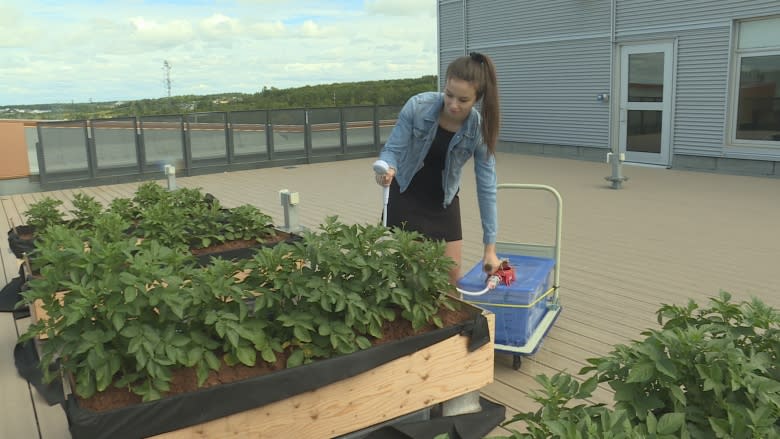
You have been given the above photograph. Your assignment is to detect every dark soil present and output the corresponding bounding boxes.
[76,303,474,412]
[189,231,295,256]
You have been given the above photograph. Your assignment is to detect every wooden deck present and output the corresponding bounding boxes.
[2,153,779,438]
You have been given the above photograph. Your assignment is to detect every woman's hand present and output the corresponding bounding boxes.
[374,167,396,187]
[482,244,500,274]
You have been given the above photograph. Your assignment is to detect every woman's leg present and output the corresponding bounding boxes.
[444,240,463,285]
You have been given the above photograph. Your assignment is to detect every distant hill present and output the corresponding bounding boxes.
[0,76,438,121]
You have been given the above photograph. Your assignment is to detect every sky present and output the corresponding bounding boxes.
[0,0,438,105]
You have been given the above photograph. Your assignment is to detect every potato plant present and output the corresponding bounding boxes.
[19,213,460,403]
[498,292,780,439]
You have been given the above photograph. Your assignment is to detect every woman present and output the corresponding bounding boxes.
[375,52,501,285]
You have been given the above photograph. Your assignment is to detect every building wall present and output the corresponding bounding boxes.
[439,0,780,176]
[439,0,612,150]
[615,0,780,161]
[615,0,780,30]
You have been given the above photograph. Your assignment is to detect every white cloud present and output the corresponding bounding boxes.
[365,0,436,17]
[129,17,195,47]
[248,21,288,37]
[0,0,438,105]
[200,13,243,37]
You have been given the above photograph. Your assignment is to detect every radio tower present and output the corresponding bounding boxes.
[163,60,172,97]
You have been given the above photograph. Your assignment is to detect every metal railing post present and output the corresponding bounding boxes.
[86,121,98,180]
[225,112,234,165]
[373,105,380,152]
[339,107,347,154]
[182,116,192,176]
[266,110,274,161]
[303,109,312,163]
[134,117,144,175]
[35,124,47,186]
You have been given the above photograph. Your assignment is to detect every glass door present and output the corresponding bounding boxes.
[619,43,674,166]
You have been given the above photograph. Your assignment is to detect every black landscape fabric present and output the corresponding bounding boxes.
[8,226,35,259]
[0,265,30,318]
[15,340,65,405]
[65,313,490,439]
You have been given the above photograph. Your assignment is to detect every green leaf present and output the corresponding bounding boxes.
[708,417,730,437]
[235,346,256,366]
[196,364,209,387]
[287,349,305,368]
[626,361,656,383]
[655,356,679,379]
[657,413,685,435]
[111,313,125,332]
[646,411,658,434]
[669,385,686,406]
[170,334,190,348]
[294,325,312,342]
[75,370,96,399]
[575,376,599,399]
[204,350,221,370]
[123,286,137,302]
[119,271,137,285]
[185,347,202,367]
[260,348,276,363]
[355,336,371,350]
[225,327,239,348]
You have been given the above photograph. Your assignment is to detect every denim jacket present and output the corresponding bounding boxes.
[378,92,497,244]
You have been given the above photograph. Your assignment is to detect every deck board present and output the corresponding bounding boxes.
[1,153,779,438]
[0,314,40,439]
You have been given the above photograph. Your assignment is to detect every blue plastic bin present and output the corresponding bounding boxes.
[458,254,555,347]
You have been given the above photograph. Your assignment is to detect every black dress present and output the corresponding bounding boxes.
[385,126,462,242]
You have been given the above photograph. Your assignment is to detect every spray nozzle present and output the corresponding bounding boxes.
[373,159,390,175]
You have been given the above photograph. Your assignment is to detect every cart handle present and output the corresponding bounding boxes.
[496,183,563,292]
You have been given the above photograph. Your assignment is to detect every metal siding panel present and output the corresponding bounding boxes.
[672,28,731,155]
[617,0,780,34]
[490,40,611,148]
[466,0,611,46]
[439,1,464,51]
[437,0,780,158]
[438,0,612,149]
[439,1,465,89]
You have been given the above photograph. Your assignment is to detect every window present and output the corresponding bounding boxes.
[731,17,780,145]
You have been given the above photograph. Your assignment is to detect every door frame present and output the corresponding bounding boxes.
[614,41,676,167]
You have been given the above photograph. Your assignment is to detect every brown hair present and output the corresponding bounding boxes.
[445,52,500,154]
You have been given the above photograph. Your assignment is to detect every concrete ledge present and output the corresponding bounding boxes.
[497,141,780,179]
[717,157,775,176]
[497,141,605,163]
[673,154,779,177]
[672,155,717,171]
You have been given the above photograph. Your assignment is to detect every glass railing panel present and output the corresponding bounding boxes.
[230,110,268,156]
[91,118,138,169]
[187,112,227,160]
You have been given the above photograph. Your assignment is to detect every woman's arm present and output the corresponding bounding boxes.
[378,96,417,171]
[473,138,499,272]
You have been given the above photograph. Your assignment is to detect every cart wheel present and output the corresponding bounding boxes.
[512,355,522,370]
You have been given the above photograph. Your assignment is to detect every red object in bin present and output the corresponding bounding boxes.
[489,259,516,286]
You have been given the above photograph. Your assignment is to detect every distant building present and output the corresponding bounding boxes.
[437,1,780,176]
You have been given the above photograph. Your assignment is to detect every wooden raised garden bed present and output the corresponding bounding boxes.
[63,300,495,439]
[17,185,499,438]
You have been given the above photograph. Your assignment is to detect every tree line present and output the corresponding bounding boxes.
[1,76,438,121]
